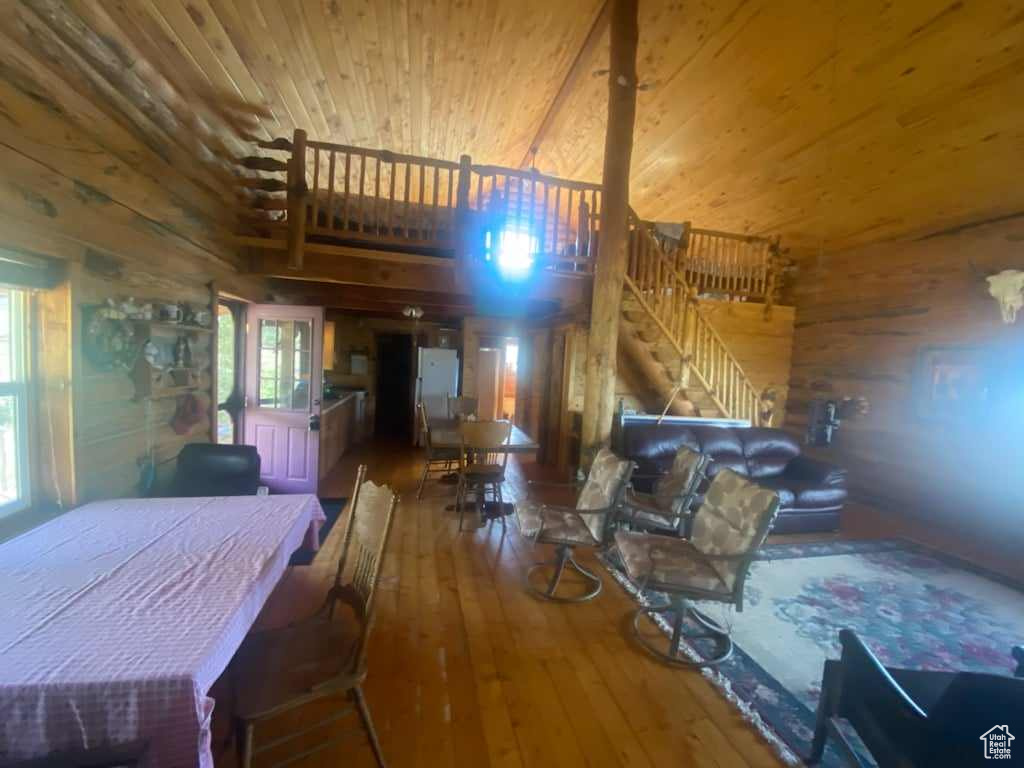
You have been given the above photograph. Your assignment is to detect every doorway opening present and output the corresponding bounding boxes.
[375,333,414,439]
[476,335,520,422]
[503,340,518,421]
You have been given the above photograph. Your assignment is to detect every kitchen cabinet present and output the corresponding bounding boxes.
[318,391,367,480]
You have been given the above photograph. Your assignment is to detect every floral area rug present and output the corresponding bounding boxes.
[601,539,1024,766]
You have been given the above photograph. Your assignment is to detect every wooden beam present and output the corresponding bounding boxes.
[234,236,455,267]
[580,0,639,464]
[518,1,611,169]
[251,248,590,305]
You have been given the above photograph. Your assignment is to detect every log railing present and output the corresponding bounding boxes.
[239,132,779,297]
[623,215,762,424]
[303,140,462,248]
[239,131,604,273]
[652,225,780,306]
[467,164,602,272]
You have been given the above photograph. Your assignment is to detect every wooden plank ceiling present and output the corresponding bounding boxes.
[5,0,1022,271]
[537,0,1024,253]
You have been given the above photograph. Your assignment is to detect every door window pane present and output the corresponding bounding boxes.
[258,319,312,410]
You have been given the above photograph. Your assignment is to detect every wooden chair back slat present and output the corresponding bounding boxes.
[458,419,512,470]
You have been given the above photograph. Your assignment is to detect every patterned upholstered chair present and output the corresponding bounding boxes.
[516,448,635,602]
[620,446,709,538]
[613,468,779,666]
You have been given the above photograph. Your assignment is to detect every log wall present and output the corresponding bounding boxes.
[785,216,1024,567]
[0,34,256,505]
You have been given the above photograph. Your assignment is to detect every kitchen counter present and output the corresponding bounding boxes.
[319,390,366,479]
[321,390,359,414]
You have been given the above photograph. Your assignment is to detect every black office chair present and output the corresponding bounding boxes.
[167,444,263,497]
[809,628,1024,767]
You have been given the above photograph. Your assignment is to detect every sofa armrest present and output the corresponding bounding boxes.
[785,455,847,487]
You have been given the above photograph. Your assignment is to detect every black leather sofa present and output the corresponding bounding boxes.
[612,412,847,534]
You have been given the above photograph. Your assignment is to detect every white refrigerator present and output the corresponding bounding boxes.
[415,347,460,445]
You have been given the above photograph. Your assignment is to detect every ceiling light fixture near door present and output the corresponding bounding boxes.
[402,305,424,320]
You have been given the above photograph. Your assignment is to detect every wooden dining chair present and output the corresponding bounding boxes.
[233,475,399,768]
[417,402,461,499]
[456,419,512,531]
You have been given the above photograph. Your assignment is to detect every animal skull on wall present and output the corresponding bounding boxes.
[986,269,1024,324]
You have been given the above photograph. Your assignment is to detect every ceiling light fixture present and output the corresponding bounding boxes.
[402,305,423,319]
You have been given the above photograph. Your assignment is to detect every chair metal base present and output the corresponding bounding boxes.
[632,597,733,668]
[526,544,602,603]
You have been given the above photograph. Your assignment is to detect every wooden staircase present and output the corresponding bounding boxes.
[619,293,722,417]
[619,214,767,424]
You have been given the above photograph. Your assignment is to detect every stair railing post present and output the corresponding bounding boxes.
[678,284,697,388]
[286,129,308,271]
[677,220,691,274]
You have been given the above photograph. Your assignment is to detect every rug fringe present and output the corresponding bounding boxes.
[599,554,804,767]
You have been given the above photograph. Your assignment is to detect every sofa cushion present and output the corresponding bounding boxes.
[621,424,700,477]
[741,428,801,479]
[756,475,847,513]
[690,426,748,477]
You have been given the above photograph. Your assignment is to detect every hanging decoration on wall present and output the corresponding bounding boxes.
[985,269,1024,324]
[82,304,137,371]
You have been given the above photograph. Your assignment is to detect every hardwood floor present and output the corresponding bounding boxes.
[216,440,787,768]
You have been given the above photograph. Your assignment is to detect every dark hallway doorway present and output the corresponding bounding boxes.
[375,333,414,439]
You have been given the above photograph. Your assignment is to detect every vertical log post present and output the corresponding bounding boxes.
[286,128,308,271]
[580,0,640,465]
[454,153,473,291]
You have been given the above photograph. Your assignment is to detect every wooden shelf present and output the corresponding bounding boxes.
[133,358,202,400]
[145,385,201,400]
[132,319,213,335]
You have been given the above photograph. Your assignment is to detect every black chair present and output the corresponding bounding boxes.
[6,741,148,767]
[167,444,263,497]
[809,628,1024,767]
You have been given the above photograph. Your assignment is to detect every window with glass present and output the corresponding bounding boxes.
[0,288,30,515]
[258,319,312,410]
[216,301,244,444]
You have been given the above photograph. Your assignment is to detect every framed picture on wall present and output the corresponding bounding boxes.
[912,345,991,422]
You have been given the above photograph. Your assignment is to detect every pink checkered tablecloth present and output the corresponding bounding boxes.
[0,494,326,767]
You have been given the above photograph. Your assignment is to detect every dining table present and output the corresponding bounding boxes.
[0,494,326,768]
[430,420,540,524]
[429,420,540,454]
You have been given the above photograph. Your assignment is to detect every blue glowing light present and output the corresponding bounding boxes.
[495,226,537,281]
